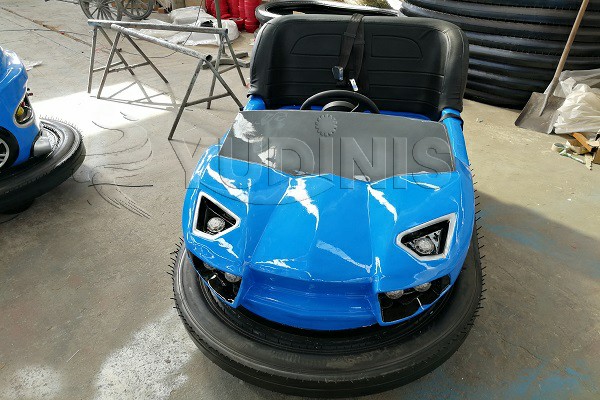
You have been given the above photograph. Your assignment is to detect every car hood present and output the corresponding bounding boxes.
[183,145,474,294]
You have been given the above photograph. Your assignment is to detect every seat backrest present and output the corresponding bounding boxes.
[248,15,469,120]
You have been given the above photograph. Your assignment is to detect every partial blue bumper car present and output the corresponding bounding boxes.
[173,15,482,397]
[0,47,85,213]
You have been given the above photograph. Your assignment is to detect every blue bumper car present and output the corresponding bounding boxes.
[0,47,85,213]
[173,15,482,397]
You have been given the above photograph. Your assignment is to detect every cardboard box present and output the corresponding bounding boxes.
[592,150,600,165]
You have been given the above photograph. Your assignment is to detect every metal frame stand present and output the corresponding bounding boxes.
[87,26,144,94]
[87,20,246,140]
[205,1,250,69]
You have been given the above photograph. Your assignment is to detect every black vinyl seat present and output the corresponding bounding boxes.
[248,15,469,120]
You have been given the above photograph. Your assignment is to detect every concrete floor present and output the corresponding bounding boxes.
[0,2,599,399]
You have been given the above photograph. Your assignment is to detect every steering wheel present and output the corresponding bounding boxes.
[300,90,380,114]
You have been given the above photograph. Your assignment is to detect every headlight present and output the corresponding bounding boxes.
[189,252,241,303]
[379,275,451,322]
[15,93,34,125]
[207,216,226,233]
[193,193,239,239]
[396,214,456,259]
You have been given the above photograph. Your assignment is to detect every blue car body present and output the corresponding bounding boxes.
[0,46,42,169]
[182,96,474,331]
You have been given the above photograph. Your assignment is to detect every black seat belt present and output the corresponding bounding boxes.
[333,14,365,91]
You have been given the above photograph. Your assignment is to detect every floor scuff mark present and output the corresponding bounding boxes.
[94,311,196,400]
[74,117,154,219]
[1,365,62,399]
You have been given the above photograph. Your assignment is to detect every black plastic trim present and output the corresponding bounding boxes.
[379,275,451,322]
[189,252,241,303]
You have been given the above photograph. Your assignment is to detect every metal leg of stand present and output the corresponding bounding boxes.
[97,32,122,99]
[204,59,243,110]
[122,34,169,84]
[87,27,98,93]
[98,27,135,77]
[224,34,247,86]
[207,41,224,109]
[202,52,250,70]
[169,60,205,140]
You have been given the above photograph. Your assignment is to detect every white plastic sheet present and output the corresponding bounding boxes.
[554,68,600,98]
[170,19,239,46]
[23,60,42,70]
[139,7,239,46]
[553,68,600,134]
[138,19,175,39]
[170,6,204,25]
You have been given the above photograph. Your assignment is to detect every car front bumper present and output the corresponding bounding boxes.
[186,245,465,330]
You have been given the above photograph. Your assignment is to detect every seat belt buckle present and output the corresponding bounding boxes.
[332,66,344,82]
[350,78,358,92]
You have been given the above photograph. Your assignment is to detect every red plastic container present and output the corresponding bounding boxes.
[228,0,239,18]
[231,17,245,31]
[219,0,232,19]
[207,0,231,19]
[238,0,246,21]
[244,0,261,33]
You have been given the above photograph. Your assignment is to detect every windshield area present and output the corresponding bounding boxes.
[219,110,454,182]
